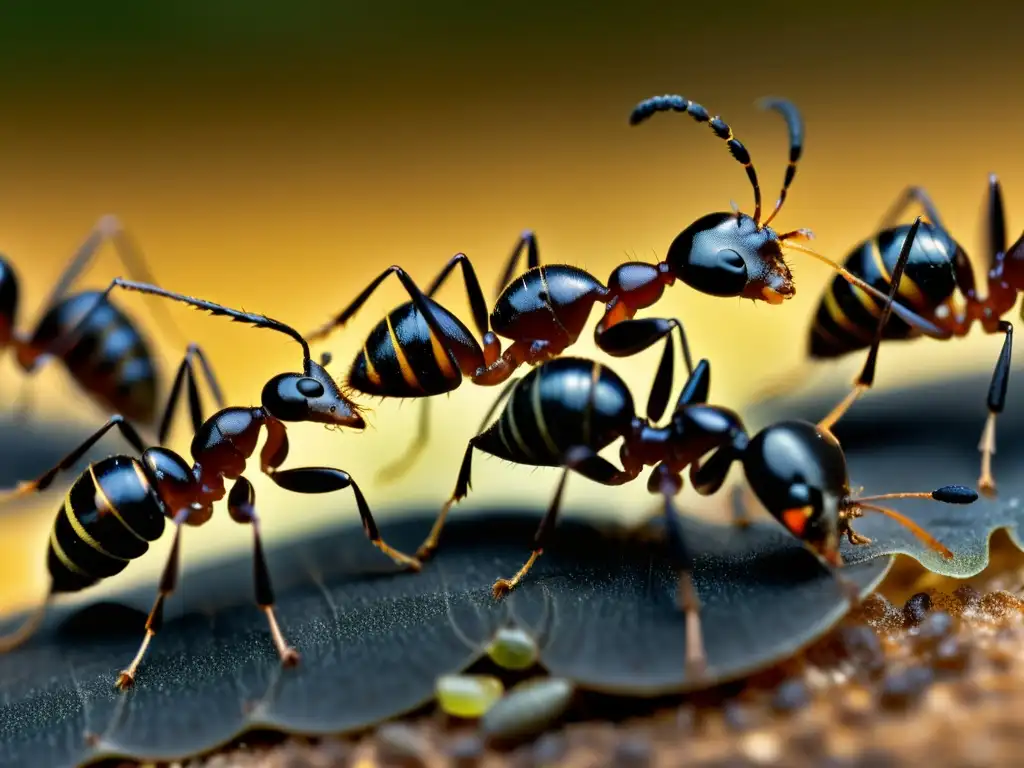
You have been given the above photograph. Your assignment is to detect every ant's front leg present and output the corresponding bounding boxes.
[226,477,300,667]
[492,468,570,599]
[268,467,421,570]
[596,317,697,422]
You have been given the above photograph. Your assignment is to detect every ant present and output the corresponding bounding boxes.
[0,215,188,430]
[793,177,1022,497]
[305,95,932,481]
[0,278,422,689]
[412,217,976,677]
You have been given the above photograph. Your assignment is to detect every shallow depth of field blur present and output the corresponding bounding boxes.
[0,1,1019,614]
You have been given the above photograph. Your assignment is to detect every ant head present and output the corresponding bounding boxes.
[261,357,365,430]
[0,256,19,345]
[666,212,794,304]
[742,420,848,566]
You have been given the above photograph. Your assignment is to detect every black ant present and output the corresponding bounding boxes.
[785,178,1021,497]
[412,217,976,676]
[0,279,422,689]
[305,96,928,481]
[0,216,187,429]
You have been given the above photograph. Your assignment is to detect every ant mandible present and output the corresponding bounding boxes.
[0,278,421,689]
[0,215,190,430]
[412,217,976,677]
[304,96,931,482]
[782,178,1021,497]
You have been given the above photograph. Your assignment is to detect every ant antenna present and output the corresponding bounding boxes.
[757,97,804,228]
[845,484,976,561]
[630,94,763,226]
[57,278,313,363]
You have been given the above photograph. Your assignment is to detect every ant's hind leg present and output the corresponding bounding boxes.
[116,512,187,689]
[649,463,706,681]
[492,468,569,599]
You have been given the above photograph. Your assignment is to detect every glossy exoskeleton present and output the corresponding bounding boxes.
[305,96,921,481]
[0,279,420,689]
[415,217,977,678]
[798,179,1023,497]
[1,216,187,427]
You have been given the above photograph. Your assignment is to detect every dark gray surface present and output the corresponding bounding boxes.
[0,509,890,768]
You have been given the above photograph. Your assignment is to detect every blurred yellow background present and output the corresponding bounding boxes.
[0,1,1020,614]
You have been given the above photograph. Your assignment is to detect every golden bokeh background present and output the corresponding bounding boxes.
[0,1,1020,614]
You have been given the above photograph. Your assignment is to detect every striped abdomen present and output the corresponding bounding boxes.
[48,456,166,594]
[30,292,158,423]
[490,265,606,345]
[348,298,484,398]
[809,223,959,359]
[473,356,635,467]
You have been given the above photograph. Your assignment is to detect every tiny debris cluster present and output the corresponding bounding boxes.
[150,564,1024,768]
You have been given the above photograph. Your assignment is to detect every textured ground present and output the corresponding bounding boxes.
[89,530,1024,768]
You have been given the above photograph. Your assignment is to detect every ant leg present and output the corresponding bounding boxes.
[19,217,188,363]
[375,399,432,483]
[0,414,147,503]
[597,318,696,422]
[648,463,706,679]
[226,478,300,667]
[11,377,35,425]
[818,218,921,432]
[730,482,758,528]
[492,467,569,599]
[494,231,540,300]
[563,447,642,485]
[306,261,493,356]
[371,252,501,483]
[116,510,187,689]
[876,186,946,231]
[978,321,1013,497]
[157,343,226,446]
[268,467,421,570]
[688,446,738,497]
[416,377,519,559]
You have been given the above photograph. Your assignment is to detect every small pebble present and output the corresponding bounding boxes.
[723,700,758,731]
[375,722,430,767]
[933,635,971,674]
[853,593,899,629]
[903,592,932,627]
[838,685,876,725]
[771,678,811,713]
[980,590,1024,620]
[739,730,782,764]
[837,625,886,678]
[436,675,504,719]
[447,734,485,767]
[914,610,955,649]
[880,665,934,711]
[486,627,540,670]
[613,736,653,768]
[480,678,575,745]
[530,732,567,766]
[953,584,983,611]
[675,704,696,732]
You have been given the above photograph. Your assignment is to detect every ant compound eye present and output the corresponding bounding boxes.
[297,377,325,397]
[262,373,312,421]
